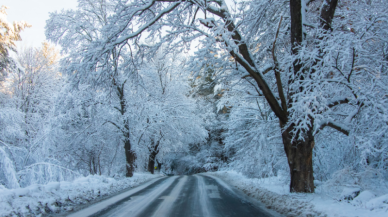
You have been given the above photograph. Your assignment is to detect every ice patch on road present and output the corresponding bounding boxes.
[206,185,221,199]
[203,174,234,195]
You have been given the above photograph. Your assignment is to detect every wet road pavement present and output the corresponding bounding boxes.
[67,175,275,217]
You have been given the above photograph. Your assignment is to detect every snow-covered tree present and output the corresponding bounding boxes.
[136,51,207,174]
[0,42,70,188]
[45,0,388,193]
[0,5,30,79]
[45,0,207,177]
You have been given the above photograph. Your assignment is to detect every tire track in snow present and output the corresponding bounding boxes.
[105,176,178,217]
[201,175,276,217]
[168,175,202,217]
[196,175,215,217]
[150,175,188,217]
[67,177,165,217]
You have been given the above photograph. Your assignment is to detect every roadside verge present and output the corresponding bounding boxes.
[0,173,163,217]
[208,171,388,217]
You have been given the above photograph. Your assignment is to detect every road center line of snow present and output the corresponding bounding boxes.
[67,177,165,217]
[151,175,188,217]
[196,175,213,217]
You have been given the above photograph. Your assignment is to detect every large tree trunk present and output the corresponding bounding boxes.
[282,123,315,193]
[124,138,136,177]
[281,0,338,193]
[284,0,314,193]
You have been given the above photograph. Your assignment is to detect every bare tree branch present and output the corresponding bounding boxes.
[316,121,349,136]
[272,16,287,114]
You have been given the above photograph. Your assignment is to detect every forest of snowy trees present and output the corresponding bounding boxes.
[1,0,388,199]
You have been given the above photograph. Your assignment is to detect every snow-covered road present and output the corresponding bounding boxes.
[66,175,275,217]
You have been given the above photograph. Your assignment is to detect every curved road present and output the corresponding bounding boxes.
[67,175,275,217]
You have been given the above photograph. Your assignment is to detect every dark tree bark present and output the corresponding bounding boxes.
[147,154,156,174]
[290,0,304,50]
[156,159,162,172]
[147,140,160,174]
[124,136,136,177]
[320,0,338,31]
[281,123,315,192]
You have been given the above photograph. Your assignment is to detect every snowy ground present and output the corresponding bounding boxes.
[0,173,163,217]
[208,171,388,217]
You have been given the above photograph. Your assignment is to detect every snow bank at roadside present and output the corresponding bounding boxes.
[0,173,162,217]
[208,171,388,217]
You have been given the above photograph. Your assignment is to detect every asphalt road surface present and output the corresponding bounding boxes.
[67,175,276,217]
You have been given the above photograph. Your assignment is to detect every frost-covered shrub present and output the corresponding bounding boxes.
[0,147,19,189]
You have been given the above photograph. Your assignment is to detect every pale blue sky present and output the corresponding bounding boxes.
[2,0,78,48]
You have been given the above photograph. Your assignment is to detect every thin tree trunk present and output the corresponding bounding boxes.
[156,159,162,172]
[147,140,160,174]
[124,138,136,177]
[148,153,156,174]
